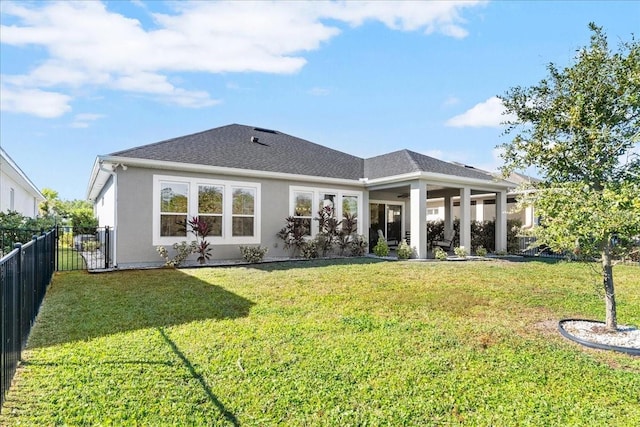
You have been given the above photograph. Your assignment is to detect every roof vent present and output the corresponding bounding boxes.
[253,127,277,134]
[250,135,269,146]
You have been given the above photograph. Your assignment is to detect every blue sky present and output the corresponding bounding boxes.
[1,1,638,201]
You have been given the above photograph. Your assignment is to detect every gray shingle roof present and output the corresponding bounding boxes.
[110,124,364,180]
[110,124,499,183]
[363,149,496,181]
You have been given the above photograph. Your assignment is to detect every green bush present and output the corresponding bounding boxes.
[454,246,468,258]
[373,236,389,257]
[239,246,268,263]
[434,246,447,260]
[348,235,367,257]
[475,246,488,257]
[82,241,100,252]
[396,239,412,259]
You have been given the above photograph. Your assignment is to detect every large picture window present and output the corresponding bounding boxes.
[290,187,363,236]
[154,176,260,245]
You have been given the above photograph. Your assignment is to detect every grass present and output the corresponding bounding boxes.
[2,258,639,426]
[56,247,86,271]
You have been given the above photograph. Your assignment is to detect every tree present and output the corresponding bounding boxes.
[499,23,640,331]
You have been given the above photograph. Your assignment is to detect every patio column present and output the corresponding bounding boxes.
[475,200,484,222]
[410,180,428,258]
[444,196,454,235]
[495,191,507,252]
[459,187,471,252]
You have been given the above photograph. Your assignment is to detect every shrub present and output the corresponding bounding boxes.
[475,246,488,257]
[82,240,100,252]
[373,236,389,257]
[396,239,412,259]
[186,217,212,264]
[434,246,448,260]
[454,246,468,258]
[239,246,268,263]
[277,216,309,257]
[349,235,368,256]
[157,241,196,267]
[300,240,318,259]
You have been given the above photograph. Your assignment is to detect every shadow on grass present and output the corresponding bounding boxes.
[242,256,387,272]
[158,327,240,426]
[27,268,255,348]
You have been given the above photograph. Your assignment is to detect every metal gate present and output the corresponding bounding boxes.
[55,226,113,271]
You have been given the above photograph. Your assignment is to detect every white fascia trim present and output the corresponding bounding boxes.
[88,155,365,200]
[1,147,45,201]
[364,171,514,191]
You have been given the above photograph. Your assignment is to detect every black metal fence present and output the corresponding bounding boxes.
[56,226,113,271]
[518,236,567,259]
[1,229,56,407]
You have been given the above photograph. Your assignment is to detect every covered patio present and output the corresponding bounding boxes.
[362,151,513,259]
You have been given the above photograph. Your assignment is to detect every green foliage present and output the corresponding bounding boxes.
[454,246,468,258]
[427,219,522,253]
[499,24,640,329]
[373,236,389,257]
[300,240,319,259]
[475,246,488,257]
[82,241,100,252]
[434,246,448,260]
[7,263,639,425]
[69,208,98,234]
[396,239,412,259]
[156,242,197,267]
[239,246,268,263]
[349,234,368,257]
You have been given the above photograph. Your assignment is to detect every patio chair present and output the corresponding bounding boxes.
[433,229,455,251]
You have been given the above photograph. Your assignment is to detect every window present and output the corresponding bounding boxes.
[293,191,313,236]
[160,182,188,237]
[199,185,223,236]
[232,187,255,237]
[290,186,363,236]
[427,208,439,216]
[342,195,358,217]
[154,176,260,245]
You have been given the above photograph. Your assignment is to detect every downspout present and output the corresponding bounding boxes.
[98,162,118,268]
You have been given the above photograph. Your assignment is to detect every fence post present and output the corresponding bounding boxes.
[13,243,22,364]
[104,226,110,269]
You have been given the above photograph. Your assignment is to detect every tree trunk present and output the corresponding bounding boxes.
[602,244,617,331]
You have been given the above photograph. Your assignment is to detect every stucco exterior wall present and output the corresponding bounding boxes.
[94,176,115,227]
[113,166,365,268]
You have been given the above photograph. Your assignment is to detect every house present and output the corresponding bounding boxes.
[1,147,45,218]
[426,166,540,230]
[86,124,513,268]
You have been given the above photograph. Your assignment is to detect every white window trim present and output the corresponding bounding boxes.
[153,175,261,246]
[289,186,364,236]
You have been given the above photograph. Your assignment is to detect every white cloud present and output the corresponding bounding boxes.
[70,113,105,128]
[445,96,515,128]
[0,0,486,117]
[0,84,71,118]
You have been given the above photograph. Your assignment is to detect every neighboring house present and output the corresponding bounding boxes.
[0,147,45,218]
[86,124,513,268]
[426,166,540,230]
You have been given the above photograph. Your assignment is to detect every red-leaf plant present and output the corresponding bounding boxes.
[187,216,212,264]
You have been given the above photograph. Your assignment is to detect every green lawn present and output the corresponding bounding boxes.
[2,259,639,426]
